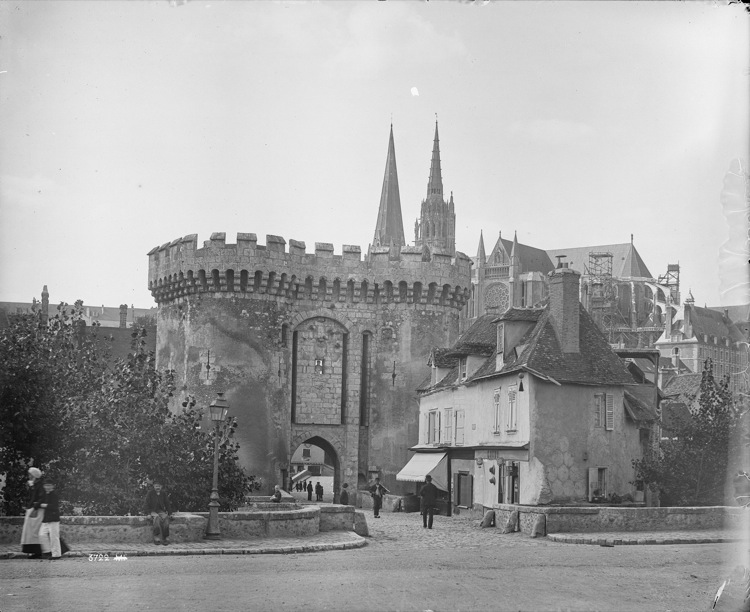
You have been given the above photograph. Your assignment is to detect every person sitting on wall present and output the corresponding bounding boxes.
[270,485,282,503]
[339,483,350,506]
[144,479,172,545]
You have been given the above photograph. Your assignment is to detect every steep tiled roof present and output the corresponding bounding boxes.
[662,373,702,400]
[688,305,745,343]
[473,305,633,386]
[707,304,750,324]
[428,347,457,369]
[624,388,658,423]
[489,236,554,274]
[494,308,544,323]
[546,243,653,279]
[445,314,496,357]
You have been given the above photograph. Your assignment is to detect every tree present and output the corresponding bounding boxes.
[0,302,258,515]
[633,360,739,506]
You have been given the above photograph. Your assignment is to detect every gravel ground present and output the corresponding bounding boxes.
[1,512,745,612]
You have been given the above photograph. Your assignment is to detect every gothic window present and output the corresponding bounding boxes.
[484,283,509,312]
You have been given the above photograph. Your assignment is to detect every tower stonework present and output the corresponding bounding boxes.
[414,121,456,256]
[148,236,470,498]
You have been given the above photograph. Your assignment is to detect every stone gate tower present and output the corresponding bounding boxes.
[147,124,470,499]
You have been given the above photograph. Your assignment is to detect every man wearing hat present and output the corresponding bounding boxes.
[419,475,439,529]
[144,479,172,545]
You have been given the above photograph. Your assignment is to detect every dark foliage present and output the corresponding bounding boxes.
[632,360,740,506]
[1,303,258,515]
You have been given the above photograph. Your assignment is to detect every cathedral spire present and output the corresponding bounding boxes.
[426,120,443,200]
[372,124,405,248]
[477,231,486,265]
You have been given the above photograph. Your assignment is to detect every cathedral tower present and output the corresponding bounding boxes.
[372,124,406,248]
[414,121,456,255]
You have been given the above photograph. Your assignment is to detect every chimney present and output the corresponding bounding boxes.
[119,304,128,328]
[548,268,581,353]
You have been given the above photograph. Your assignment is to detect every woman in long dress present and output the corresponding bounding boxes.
[20,467,44,559]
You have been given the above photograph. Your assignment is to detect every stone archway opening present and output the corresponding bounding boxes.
[290,436,341,504]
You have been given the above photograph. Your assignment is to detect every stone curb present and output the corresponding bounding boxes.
[0,535,368,560]
[547,533,743,546]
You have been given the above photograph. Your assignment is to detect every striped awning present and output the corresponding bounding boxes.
[396,452,448,491]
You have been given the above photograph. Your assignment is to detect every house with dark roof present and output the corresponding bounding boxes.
[399,266,657,512]
[655,295,748,395]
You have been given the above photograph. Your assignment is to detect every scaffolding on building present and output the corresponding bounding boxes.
[657,263,681,306]
[585,252,629,344]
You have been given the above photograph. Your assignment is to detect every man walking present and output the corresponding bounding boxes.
[145,479,172,545]
[419,475,439,529]
[369,477,389,518]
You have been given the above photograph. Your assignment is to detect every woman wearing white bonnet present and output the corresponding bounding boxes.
[21,467,45,558]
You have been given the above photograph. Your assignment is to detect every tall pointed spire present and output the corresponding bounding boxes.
[476,231,486,265]
[372,124,405,249]
[426,120,443,200]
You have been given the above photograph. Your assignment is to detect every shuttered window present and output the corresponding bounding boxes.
[506,385,518,432]
[605,393,614,431]
[427,411,440,443]
[594,394,604,428]
[444,408,453,444]
[455,410,465,445]
[493,388,501,432]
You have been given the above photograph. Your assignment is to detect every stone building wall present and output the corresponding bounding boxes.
[148,233,471,496]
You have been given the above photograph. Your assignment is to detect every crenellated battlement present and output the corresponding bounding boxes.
[147,233,472,309]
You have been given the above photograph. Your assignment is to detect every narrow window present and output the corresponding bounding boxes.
[455,410,465,445]
[315,359,325,375]
[359,333,371,426]
[427,411,438,443]
[605,393,614,431]
[291,331,298,423]
[594,394,604,428]
[493,388,502,433]
[506,385,518,432]
[444,408,453,444]
[459,357,467,381]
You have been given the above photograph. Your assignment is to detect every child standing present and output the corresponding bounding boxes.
[36,478,62,560]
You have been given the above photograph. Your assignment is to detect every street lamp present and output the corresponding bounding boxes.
[205,392,229,540]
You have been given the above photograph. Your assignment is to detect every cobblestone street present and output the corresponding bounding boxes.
[1,512,745,611]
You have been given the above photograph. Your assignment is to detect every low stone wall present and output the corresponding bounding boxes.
[318,505,356,532]
[0,504,368,545]
[493,504,748,535]
[194,507,319,538]
[0,514,207,545]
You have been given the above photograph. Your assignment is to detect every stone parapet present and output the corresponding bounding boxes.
[147,233,471,309]
[0,513,207,545]
[491,504,746,535]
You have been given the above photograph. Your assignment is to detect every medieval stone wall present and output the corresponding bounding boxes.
[148,233,471,496]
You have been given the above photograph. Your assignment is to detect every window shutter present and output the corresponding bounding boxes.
[453,473,460,507]
[605,394,614,430]
[438,411,442,443]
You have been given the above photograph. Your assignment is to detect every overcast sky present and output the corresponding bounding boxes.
[1,1,747,310]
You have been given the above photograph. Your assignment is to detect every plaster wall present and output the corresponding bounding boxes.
[531,381,640,504]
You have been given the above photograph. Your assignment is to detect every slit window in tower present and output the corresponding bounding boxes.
[315,359,325,375]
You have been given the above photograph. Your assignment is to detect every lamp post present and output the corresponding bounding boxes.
[205,392,229,540]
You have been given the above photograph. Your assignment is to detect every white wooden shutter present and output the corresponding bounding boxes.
[455,410,465,445]
[605,393,614,430]
[437,411,442,443]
